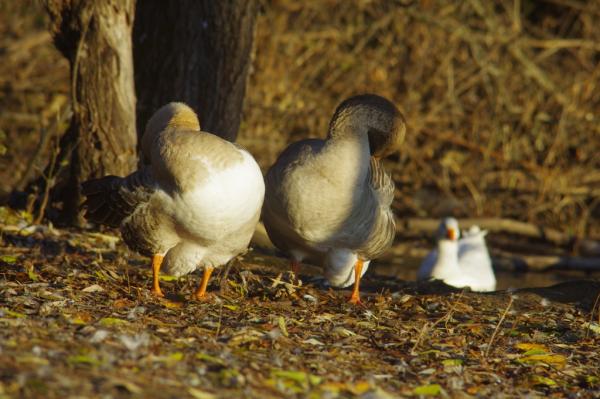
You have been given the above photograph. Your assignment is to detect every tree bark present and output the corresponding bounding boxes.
[133,0,257,142]
[44,0,137,223]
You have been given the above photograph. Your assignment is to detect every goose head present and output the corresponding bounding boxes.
[463,225,488,238]
[437,217,460,242]
[141,102,201,164]
[327,94,406,158]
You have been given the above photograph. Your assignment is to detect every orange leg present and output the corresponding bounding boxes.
[290,260,301,276]
[348,259,364,304]
[151,254,165,297]
[194,265,214,300]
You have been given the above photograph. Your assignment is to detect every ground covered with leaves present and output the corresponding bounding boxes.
[1,210,600,398]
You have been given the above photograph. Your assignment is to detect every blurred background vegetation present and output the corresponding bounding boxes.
[1,0,599,238]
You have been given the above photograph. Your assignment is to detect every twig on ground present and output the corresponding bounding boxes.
[220,259,235,294]
[215,302,224,338]
[485,295,514,358]
[33,136,60,225]
[410,321,431,355]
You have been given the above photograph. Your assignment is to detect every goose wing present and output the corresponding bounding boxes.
[82,167,156,227]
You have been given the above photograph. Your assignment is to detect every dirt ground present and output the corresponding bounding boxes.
[1,2,600,397]
[2,209,600,398]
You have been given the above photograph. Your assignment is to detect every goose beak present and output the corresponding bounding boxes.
[446,228,457,241]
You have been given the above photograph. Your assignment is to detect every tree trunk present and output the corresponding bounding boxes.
[133,0,257,143]
[44,0,137,224]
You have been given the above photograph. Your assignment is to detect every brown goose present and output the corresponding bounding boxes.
[262,94,405,303]
[82,102,265,299]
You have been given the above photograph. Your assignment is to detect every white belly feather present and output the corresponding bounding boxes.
[173,150,265,241]
[163,149,265,276]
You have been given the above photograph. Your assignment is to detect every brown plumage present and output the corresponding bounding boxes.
[82,169,154,229]
[81,102,265,299]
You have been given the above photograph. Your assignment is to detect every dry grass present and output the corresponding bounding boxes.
[0,1,69,192]
[241,0,600,239]
[0,0,599,240]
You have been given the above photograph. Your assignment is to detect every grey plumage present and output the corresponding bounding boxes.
[263,94,405,296]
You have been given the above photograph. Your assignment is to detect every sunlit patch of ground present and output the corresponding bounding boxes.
[1,211,599,398]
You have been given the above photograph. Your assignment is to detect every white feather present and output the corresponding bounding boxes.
[163,149,265,274]
[325,249,370,288]
[173,150,264,238]
[417,219,496,292]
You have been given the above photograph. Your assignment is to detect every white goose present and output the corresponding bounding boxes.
[417,217,496,292]
[82,102,265,299]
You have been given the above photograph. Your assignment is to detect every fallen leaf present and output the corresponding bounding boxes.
[95,270,108,281]
[82,284,104,293]
[0,255,18,263]
[531,375,557,387]
[413,383,442,396]
[152,352,184,364]
[522,348,547,356]
[515,343,548,352]
[24,262,39,281]
[67,355,102,366]
[332,326,356,338]
[302,338,324,346]
[219,368,245,387]
[278,316,289,337]
[119,333,149,351]
[585,322,600,335]
[517,354,567,366]
[98,317,128,327]
[68,312,92,325]
[441,359,463,367]
[466,386,480,395]
[303,294,317,303]
[2,308,26,318]
[168,352,184,361]
[188,387,217,399]
[16,355,49,365]
[347,380,372,395]
[111,379,142,394]
[228,328,264,346]
[88,232,120,247]
[112,298,133,309]
[320,382,344,394]
[272,370,322,387]
[419,350,441,357]
[419,368,436,375]
[360,387,396,399]
[162,300,184,309]
[196,352,225,365]
[90,330,110,343]
[586,376,599,386]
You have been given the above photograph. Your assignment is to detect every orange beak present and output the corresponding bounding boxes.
[447,228,457,241]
